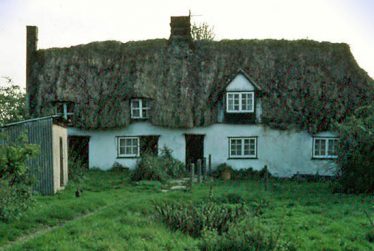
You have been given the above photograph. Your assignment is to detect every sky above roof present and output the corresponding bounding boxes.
[0,0,373,87]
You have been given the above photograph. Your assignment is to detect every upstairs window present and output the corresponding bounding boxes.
[131,99,150,119]
[313,137,338,159]
[226,92,254,113]
[229,137,257,158]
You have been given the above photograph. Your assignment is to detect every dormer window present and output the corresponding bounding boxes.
[226,92,254,113]
[131,99,150,119]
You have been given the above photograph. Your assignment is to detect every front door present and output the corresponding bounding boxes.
[68,136,90,169]
[185,134,204,166]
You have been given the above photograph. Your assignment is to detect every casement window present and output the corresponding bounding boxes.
[229,137,257,158]
[117,137,140,157]
[131,99,150,119]
[226,92,254,113]
[313,137,338,159]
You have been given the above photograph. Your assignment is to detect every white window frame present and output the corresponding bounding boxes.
[312,137,338,159]
[226,92,254,113]
[131,99,150,119]
[117,136,140,157]
[229,137,257,158]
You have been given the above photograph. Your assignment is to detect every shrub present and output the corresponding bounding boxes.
[0,133,39,221]
[212,164,273,180]
[335,104,374,193]
[200,219,296,251]
[0,182,34,222]
[131,146,186,182]
[110,162,130,173]
[211,193,245,204]
[211,163,233,179]
[366,228,374,243]
[154,201,249,237]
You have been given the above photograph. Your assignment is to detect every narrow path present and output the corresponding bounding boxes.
[0,204,110,251]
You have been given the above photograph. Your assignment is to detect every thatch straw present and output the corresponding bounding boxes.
[28,39,374,132]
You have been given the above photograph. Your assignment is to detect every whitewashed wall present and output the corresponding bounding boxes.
[68,122,337,177]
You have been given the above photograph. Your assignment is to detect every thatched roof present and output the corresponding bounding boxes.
[28,38,374,132]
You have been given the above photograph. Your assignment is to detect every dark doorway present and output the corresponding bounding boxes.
[185,134,204,166]
[140,136,159,156]
[59,137,64,187]
[68,136,90,169]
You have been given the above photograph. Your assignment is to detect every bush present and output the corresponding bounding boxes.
[131,146,186,182]
[211,163,233,179]
[200,219,296,251]
[212,164,273,180]
[0,133,39,221]
[154,201,249,237]
[335,104,374,193]
[110,162,130,173]
[0,182,34,222]
[211,193,245,204]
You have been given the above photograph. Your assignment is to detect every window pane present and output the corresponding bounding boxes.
[249,139,256,155]
[230,139,242,156]
[233,94,240,110]
[142,108,149,118]
[132,100,140,108]
[241,93,252,111]
[132,109,140,118]
[328,139,338,156]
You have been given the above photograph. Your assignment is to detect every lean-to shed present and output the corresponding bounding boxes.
[0,116,68,195]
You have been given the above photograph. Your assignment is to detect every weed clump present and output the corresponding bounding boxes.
[131,147,186,182]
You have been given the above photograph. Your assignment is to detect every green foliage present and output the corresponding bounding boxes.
[130,147,186,182]
[1,171,373,250]
[191,22,215,41]
[154,201,249,237]
[211,163,233,179]
[0,134,39,222]
[0,77,26,126]
[109,162,130,173]
[200,219,296,251]
[335,104,374,193]
[67,148,87,183]
[212,164,273,180]
[0,182,34,222]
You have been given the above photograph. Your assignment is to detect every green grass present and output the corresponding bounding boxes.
[0,171,373,250]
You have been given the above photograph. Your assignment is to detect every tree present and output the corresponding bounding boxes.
[191,22,215,41]
[0,77,26,126]
[335,104,374,193]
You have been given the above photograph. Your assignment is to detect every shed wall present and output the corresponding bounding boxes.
[0,118,54,195]
[52,124,68,193]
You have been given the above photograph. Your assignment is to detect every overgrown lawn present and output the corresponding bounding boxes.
[0,170,373,250]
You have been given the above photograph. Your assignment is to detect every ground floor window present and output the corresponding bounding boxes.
[118,137,140,157]
[117,136,159,158]
[229,137,257,158]
[313,137,338,159]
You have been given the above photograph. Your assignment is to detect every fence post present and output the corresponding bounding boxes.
[208,154,212,176]
[203,157,207,181]
[190,163,195,189]
[197,159,202,184]
[263,165,269,191]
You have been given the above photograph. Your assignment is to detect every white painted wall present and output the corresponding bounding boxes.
[226,73,255,91]
[68,122,337,177]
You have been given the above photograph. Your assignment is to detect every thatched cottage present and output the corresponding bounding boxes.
[26,16,373,176]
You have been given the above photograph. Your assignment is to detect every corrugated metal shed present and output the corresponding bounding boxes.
[0,116,67,195]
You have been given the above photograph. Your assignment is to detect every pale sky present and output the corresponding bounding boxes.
[0,0,373,88]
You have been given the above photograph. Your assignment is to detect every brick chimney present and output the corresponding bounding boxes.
[169,16,192,44]
[26,26,38,116]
